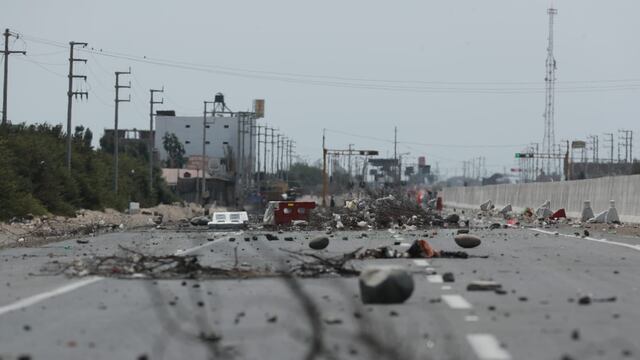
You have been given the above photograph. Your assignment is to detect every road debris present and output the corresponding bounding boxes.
[454,234,482,249]
[359,266,414,304]
[309,236,330,250]
[282,248,361,277]
[42,245,265,279]
[407,239,439,258]
[442,272,455,282]
[467,280,502,291]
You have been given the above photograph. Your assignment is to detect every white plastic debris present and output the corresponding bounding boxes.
[498,204,512,215]
[581,200,595,222]
[536,200,553,219]
[480,200,494,211]
[589,210,608,224]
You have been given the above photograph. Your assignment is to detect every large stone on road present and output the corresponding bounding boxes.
[190,216,209,226]
[309,236,329,250]
[359,266,414,304]
[454,234,481,249]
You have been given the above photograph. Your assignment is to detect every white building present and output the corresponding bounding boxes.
[155,113,256,178]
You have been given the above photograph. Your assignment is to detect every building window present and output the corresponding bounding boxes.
[205,141,210,145]
[206,125,210,129]
[186,125,191,128]
[223,141,228,145]
[185,140,191,144]
[224,125,229,129]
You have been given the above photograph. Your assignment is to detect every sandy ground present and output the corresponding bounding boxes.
[0,203,228,249]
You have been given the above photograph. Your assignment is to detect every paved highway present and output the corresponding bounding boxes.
[0,225,639,360]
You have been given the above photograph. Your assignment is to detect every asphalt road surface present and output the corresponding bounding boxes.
[1,225,639,360]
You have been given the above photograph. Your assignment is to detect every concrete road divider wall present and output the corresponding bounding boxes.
[441,174,640,223]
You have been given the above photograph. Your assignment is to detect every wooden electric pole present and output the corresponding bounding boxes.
[1,28,26,125]
[66,41,88,172]
[149,87,163,192]
[113,68,131,194]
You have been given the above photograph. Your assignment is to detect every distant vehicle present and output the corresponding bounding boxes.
[208,211,249,229]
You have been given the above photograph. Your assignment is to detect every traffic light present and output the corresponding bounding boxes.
[515,153,534,158]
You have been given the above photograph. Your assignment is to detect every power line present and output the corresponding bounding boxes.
[14,32,640,94]
[324,128,526,148]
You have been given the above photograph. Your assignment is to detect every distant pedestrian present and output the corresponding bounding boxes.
[330,196,336,208]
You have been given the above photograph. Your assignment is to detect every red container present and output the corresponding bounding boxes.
[273,201,317,225]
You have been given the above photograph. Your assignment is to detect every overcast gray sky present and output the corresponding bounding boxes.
[2,0,639,177]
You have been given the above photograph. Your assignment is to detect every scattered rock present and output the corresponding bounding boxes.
[454,234,482,249]
[76,239,89,244]
[190,216,209,226]
[442,272,455,282]
[467,280,502,291]
[445,214,460,224]
[578,296,591,305]
[309,236,330,250]
[323,316,343,325]
[571,329,580,341]
[359,266,414,304]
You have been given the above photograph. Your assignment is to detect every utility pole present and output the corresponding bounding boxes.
[587,135,599,163]
[347,143,354,180]
[322,129,327,207]
[256,125,261,184]
[113,68,131,194]
[619,129,632,163]
[269,128,275,175]
[149,87,164,192]
[1,29,26,126]
[263,126,269,180]
[603,133,614,176]
[280,135,286,180]
[201,100,214,204]
[276,134,280,178]
[65,41,88,172]
[393,126,398,183]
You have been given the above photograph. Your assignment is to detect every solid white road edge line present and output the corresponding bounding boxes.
[531,228,640,252]
[441,294,472,309]
[0,233,233,317]
[466,333,512,360]
[413,259,430,266]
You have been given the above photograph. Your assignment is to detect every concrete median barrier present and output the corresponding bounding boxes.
[441,174,640,223]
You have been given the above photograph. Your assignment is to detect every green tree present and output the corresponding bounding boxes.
[162,132,186,168]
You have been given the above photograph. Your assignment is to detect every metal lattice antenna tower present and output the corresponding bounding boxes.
[542,7,557,175]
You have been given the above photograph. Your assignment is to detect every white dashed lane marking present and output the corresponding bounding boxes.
[412,259,430,266]
[441,294,472,309]
[427,275,443,283]
[467,333,512,360]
